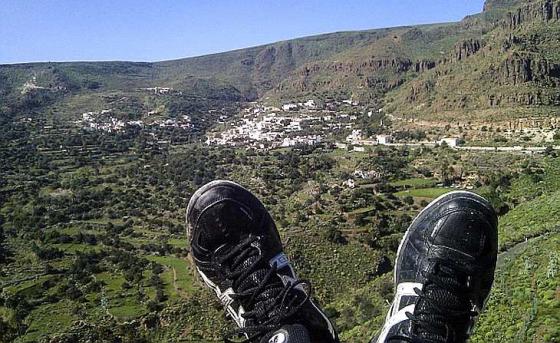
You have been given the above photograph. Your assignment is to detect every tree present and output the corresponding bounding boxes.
[544,146,556,157]
[324,222,347,244]
[403,196,414,206]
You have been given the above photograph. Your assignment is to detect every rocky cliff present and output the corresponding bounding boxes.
[385,0,560,120]
[502,0,560,29]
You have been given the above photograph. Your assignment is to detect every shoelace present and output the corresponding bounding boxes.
[216,236,310,343]
[390,259,476,343]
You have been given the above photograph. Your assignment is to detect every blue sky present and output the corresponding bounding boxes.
[0,0,485,64]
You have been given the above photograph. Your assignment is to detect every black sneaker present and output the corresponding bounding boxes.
[186,180,339,343]
[373,191,498,343]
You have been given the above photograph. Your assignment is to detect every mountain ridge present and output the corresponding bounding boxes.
[1,0,558,124]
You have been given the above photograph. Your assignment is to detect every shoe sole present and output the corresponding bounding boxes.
[393,190,494,283]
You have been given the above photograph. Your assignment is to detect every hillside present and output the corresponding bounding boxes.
[1,0,559,342]
[2,126,559,342]
[3,0,559,126]
[386,0,560,121]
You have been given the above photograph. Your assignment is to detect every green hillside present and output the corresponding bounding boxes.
[1,0,559,342]
[386,0,560,121]
[2,0,558,124]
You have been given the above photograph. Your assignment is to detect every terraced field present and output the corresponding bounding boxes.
[1,133,559,342]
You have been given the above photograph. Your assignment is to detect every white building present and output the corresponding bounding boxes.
[343,179,356,189]
[346,129,363,143]
[303,100,317,109]
[354,169,381,179]
[281,138,297,147]
[376,135,393,145]
[282,104,298,111]
[439,137,460,147]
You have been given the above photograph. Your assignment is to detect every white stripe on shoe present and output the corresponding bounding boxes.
[376,282,423,343]
[197,267,247,328]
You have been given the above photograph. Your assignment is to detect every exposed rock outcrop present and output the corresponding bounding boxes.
[454,39,483,61]
[499,53,560,85]
[277,57,437,95]
[407,80,435,101]
[502,0,560,30]
[439,39,485,65]
[415,60,437,72]
[486,91,560,106]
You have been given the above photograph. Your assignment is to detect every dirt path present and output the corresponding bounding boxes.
[171,267,188,298]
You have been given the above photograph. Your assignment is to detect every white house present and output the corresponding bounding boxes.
[343,179,356,189]
[281,138,297,147]
[303,100,317,109]
[354,169,381,179]
[376,135,393,145]
[439,137,460,147]
[282,104,298,111]
[346,129,363,143]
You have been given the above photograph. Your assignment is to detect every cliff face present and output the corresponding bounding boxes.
[499,53,560,85]
[274,57,422,97]
[386,0,560,120]
[502,0,560,29]
[273,55,441,101]
[453,39,484,61]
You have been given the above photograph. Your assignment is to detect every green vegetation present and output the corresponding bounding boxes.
[387,1,560,122]
[1,119,557,341]
[1,0,559,342]
[394,187,452,199]
[472,233,560,342]
[390,177,437,188]
[499,191,560,250]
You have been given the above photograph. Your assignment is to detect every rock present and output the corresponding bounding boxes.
[502,0,560,30]
[414,60,437,72]
[454,39,483,61]
[499,53,560,85]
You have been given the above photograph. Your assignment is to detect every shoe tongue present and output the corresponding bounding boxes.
[261,324,310,343]
[198,201,255,251]
[225,240,287,313]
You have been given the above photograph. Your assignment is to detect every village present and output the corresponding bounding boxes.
[76,109,193,132]
[69,88,560,155]
[204,99,469,151]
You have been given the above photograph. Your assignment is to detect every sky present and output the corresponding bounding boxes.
[0,0,485,64]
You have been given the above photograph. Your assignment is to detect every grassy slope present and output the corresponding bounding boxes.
[332,187,560,342]
[328,155,560,342]
[472,233,560,343]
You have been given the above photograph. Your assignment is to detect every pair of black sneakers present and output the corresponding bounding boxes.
[186,180,498,343]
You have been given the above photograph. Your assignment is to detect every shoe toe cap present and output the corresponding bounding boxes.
[430,206,497,258]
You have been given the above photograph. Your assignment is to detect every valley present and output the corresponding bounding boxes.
[1,0,559,342]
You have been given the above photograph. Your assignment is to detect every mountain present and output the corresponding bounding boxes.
[386,0,560,121]
[1,1,560,342]
[2,0,559,126]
